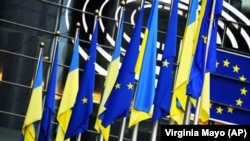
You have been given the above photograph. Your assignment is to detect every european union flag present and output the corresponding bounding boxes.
[101,2,144,127]
[152,0,178,121]
[210,102,250,125]
[211,49,250,115]
[65,20,98,139]
[213,49,250,82]
[187,0,213,99]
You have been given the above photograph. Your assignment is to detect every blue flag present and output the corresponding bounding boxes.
[210,102,250,125]
[211,49,250,112]
[187,0,214,98]
[101,2,145,127]
[65,20,98,139]
[38,41,59,141]
[152,0,178,121]
[206,0,223,72]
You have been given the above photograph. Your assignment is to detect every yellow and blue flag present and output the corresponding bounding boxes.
[55,32,80,141]
[38,41,59,141]
[129,0,158,127]
[21,48,43,141]
[100,1,145,127]
[94,8,125,141]
[65,19,99,139]
[152,0,178,122]
[170,0,199,124]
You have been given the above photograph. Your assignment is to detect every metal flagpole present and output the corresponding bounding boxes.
[119,117,127,141]
[34,42,44,141]
[131,123,139,141]
[182,0,193,125]
[193,0,216,125]
[150,120,159,141]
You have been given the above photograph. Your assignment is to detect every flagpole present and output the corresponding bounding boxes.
[131,123,139,141]
[193,0,216,125]
[150,120,159,141]
[182,0,194,125]
[34,42,44,141]
[75,9,99,141]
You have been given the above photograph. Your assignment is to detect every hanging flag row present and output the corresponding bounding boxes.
[19,0,243,141]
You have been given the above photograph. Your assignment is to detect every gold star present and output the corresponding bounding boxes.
[223,59,230,67]
[162,60,169,67]
[236,98,243,106]
[210,103,213,108]
[240,87,247,96]
[86,55,90,60]
[216,61,219,68]
[202,35,207,44]
[233,65,240,73]
[115,83,121,89]
[216,106,223,114]
[127,82,133,90]
[239,75,246,81]
[227,106,234,113]
[82,97,88,103]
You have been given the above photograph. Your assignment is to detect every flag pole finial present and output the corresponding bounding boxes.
[76,22,81,28]
[120,0,125,7]
[40,42,44,48]
[95,9,99,16]
[55,30,60,36]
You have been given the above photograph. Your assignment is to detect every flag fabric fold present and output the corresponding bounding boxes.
[129,0,158,128]
[94,8,125,141]
[187,0,223,122]
[100,2,144,127]
[152,0,178,122]
[55,32,80,141]
[38,41,59,141]
[169,0,199,124]
[187,0,213,99]
[21,49,43,141]
[65,20,99,139]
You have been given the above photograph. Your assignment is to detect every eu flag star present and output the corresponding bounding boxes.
[115,83,121,89]
[82,97,88,104]
[127,82,133,90]
[232,65,240,73]
[162,59,169,67]
[216,106,223,114]
[227,106,234,113]
[223,59,230,67]
[240,87,247,95]
[235,98,243,106]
